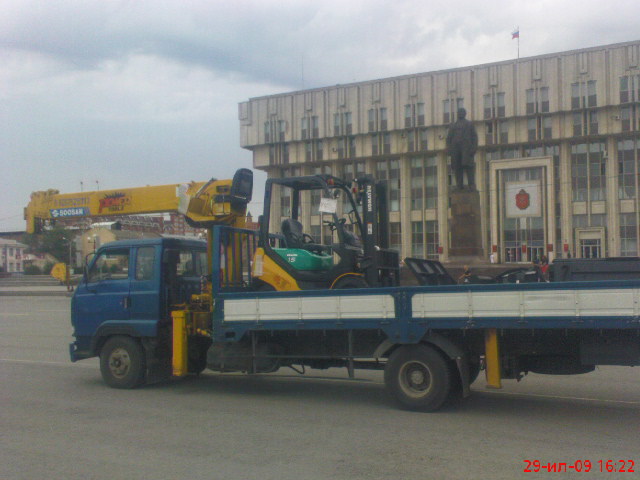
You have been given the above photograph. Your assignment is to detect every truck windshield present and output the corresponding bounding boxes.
[87,248,129,282]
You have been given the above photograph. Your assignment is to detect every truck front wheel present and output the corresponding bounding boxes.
[384,345,452,411]
[100,336,146,389]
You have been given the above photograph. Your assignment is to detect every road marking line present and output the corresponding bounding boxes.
[0,358,95,369]
[480,389,640,405]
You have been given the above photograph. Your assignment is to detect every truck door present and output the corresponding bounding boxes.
[129,246,160,323]
[72,247,131,338]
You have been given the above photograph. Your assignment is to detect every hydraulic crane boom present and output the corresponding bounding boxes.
[24,169,253,233]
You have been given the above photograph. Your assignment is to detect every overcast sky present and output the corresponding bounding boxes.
[2,0,639,232]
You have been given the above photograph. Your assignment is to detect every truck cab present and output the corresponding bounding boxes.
[70,237,207,364]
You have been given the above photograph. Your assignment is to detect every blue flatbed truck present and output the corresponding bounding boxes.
[70,228,640,411]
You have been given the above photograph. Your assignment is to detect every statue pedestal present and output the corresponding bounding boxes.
[449,190,483,259]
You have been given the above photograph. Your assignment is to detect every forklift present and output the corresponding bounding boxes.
[252,174,399,291]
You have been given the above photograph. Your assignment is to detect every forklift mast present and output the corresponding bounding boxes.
[354,176,398,287]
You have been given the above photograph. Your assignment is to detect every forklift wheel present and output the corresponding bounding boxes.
[331,275,368,289]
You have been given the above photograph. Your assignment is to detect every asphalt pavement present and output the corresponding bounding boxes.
[0,295,638,480]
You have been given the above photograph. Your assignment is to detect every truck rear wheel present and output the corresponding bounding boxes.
[100,336,146,389]
[384,345,452,411]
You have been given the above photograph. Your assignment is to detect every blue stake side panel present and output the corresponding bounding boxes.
[212,280,640,343]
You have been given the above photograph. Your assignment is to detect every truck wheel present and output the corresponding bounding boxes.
[384,345,452,411]
[100,336,146,389]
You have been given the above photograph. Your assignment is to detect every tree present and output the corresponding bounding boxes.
[22,226,74,263]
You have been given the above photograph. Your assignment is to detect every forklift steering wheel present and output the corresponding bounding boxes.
[323,218,345,232]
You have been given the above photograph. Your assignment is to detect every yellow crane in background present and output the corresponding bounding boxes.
[25,171,253,288]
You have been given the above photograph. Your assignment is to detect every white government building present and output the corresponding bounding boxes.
[239,40,640,263]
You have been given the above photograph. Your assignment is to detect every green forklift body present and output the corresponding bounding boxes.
[273,248,333,271]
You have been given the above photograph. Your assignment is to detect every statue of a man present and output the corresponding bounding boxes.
[446,108,478,190]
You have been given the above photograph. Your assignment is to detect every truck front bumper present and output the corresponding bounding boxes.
[69,342,92,362]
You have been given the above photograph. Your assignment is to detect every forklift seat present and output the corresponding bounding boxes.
[281,218,305,249]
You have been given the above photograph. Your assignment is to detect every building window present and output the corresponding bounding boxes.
[526,87,550,113]
[571,144,588,201]
[371,134,379,156]
[409,156,438,210]
[571,81,597,109]
[405,104,412,128]
[342,162,354,182]
[405,103,425,128]
[484,94,492,119]
[411,222,424,258]
[587,80,597,107]
[301,116,319,140]
[527,118,537,142]
[573,112,583,137]
[483,91,505,119]
[376,159,400,212]
[526,89,535,115]
[368,107,388,132]
[588,142,606,201]
[348,136,356,157]
[543,116,552,139]
[540,87,549,112]
[310,224,321,241]
[620,76,630,103]
[389,160,400,212]
[571,142,606,202]
[390,222,402,252]
[485,122,494,145]
[339,161,364,184]
[571,83,581,109]
[589,110,598,135]
[443,98,463,124]
[620,213,638,256]
[425,220,439,259]
[383,133,391,154]
[497,92,505,117]
[410,158,424,210]
[419,129,428,151]
[618,138,640,199]
[333,112,352,136]
[305,142,312,162]
[425,156,438,208]
[337,138,346,159]
[407,131,415,153]
[499,120,509,143]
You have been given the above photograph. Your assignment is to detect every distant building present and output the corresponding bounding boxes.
[0,238,27,273]
[239,40,640,263]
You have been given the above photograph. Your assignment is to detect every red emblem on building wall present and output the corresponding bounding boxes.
[515,189,530,210]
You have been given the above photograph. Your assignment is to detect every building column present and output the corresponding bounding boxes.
[437,152,450,261]
[559,141,573,256]
[607,137,620,256]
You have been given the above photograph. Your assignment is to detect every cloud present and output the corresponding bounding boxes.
[1,0,640,230]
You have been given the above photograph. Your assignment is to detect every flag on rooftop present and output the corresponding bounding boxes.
[512,29,520,40]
